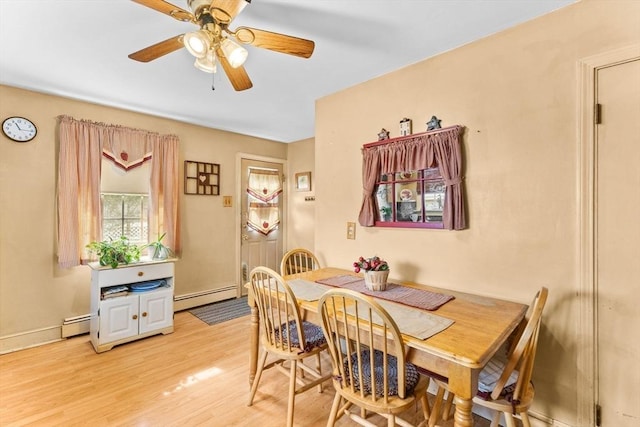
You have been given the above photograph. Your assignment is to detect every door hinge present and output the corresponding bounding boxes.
[595,103,602,125]
[595,404,601,426]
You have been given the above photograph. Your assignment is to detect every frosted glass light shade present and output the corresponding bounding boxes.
[194,49,217,73]
[184,30,210,58]
[220,38,248,68]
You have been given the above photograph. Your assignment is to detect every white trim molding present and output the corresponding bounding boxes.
[577,44,640,427]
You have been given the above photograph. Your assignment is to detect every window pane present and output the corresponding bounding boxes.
[123,195,143,217]
[424,181,445,222]
[101,193,148,244]
[123,220,145,244]
[102,195,123,219]
[103,219,123,241]
[376,183,393,222]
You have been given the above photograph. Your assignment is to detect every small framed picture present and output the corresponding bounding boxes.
[295,172,312,192]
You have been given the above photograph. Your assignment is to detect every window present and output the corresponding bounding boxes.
[358,125,465,230]
[375,168,445,228]
[101,193,149,245]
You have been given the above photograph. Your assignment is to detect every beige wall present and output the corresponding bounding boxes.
[314,1,639,425]
[0,85,286,351]
[285,138,316,254]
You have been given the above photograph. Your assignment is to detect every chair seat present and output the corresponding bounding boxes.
[276,320,327,352]
[476,358,519,400]
[344,349,420,397]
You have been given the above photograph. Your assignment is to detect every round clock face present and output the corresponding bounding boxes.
[2,116,37,142]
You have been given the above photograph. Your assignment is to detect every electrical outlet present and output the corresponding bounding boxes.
[346,222,356,240]
[223,196,232,207]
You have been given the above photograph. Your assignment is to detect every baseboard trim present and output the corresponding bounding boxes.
[173,285,238,311]
[0,326,62,355]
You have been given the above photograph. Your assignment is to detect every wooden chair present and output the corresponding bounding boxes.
[247,266,331,427]
[280,248,321,275]
[427,287,549,427]
[318,289,431,427]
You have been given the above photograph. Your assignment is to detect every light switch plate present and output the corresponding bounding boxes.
[346,222,356,240]
[223,196,232,207]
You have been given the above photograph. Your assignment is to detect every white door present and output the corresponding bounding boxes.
[240,158,284,294]
[595,58,640,426]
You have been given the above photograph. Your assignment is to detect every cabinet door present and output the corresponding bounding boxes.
[100,296,139,343]
[138,287,173,334]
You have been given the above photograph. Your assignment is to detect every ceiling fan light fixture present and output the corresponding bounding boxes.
[220,38,248,68]
[184,30,210,58]
[194,50,217,73]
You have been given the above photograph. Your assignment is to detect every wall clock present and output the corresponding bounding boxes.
[2,116,37,142]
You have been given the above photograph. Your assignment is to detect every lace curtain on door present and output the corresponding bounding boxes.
[247,169,282,235]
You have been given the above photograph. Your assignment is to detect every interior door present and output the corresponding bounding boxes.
[595,58,640,426]
[240,158,284,295]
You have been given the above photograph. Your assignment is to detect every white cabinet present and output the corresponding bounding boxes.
[90,259,175,353]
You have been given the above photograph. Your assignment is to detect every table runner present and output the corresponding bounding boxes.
[315,275,454,311]
[287,279,453,340]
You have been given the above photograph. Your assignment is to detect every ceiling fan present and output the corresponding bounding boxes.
[128,0,315,91]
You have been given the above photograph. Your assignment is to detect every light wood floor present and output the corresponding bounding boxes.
[0,311,491,426]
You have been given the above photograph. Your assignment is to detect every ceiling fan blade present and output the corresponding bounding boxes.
[234,27,314,58]
[210,0,249,24]
[129,35,185,62]
[131,0,194,22]
[216,47,253,91]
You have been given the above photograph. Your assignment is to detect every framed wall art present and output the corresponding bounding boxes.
[184,160,220,195]
[295,172,312,192]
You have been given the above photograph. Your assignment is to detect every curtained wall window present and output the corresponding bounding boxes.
[57,116,180,268]
[358,125,466,230]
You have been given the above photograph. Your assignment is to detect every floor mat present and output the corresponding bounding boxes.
[189,296,250,325]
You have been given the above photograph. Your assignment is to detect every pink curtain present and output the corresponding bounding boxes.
[358,125,465,230]
[57,116,104,268]
[149,135,181,255]
[57,116,180,268]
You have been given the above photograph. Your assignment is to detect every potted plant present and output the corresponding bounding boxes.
[353,255,390,291]
[86,236,142,268]
[143,232,173,260]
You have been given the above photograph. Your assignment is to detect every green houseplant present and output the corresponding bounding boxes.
[143,232,173,260]
[86,236,142,268]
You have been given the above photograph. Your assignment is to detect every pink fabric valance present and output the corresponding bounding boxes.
[358,125,466,230]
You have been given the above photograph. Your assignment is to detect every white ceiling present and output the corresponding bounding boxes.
[0,0,574,143]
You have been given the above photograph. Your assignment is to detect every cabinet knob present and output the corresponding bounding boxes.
[138,271,144,277]
[132,314,138,320]
[142,312,148,317]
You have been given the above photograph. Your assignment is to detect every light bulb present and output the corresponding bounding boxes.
[184,30,210,58]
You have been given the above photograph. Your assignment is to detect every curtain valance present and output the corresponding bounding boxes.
[358,125,465,230]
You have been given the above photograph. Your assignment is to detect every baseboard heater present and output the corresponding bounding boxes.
[61,314,92,338]
[173,285,237,312]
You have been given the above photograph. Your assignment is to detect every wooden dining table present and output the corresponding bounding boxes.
[247,267,527,427]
